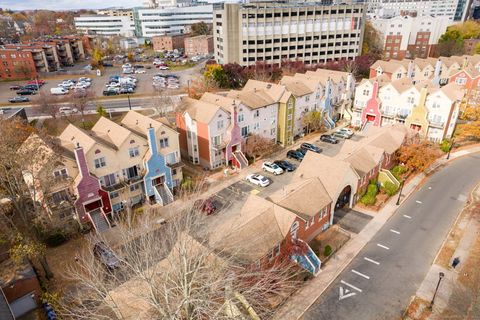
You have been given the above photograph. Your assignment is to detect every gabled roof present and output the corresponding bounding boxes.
[414,58,435,70]
[293,152,360,201]
[389,78,415,94]
[370,60,407,74]
[200,92,237,112]
[182,97,227,124]
[437,82,465,101]
[227,89,276,109]
[312,68,350,83]
[59,123,118,152]
[268,177,332,220]
[279,77,314,97]
[243,79,286,102]
[210,195,297,262]
[121,110,177,139]
[341,147,378,177]
[92,116,137,148]
[360,74,391,88]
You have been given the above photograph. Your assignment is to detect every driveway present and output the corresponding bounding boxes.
[333,209,373,234]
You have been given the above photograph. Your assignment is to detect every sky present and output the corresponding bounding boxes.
[0,0,144,10]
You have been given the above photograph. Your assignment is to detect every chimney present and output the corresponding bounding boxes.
[407,60,414,79]
[147,125,158,155]
[372,81,379,98]
[417,86,428,110]
[462,56,468,69]
[432,58,442,86]
[74,144,89,178]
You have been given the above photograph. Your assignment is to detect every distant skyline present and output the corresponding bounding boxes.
[0,0,144,10]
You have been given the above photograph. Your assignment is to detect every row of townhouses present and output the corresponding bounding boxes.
[176,69,356,170]
[20,111,183,233]
[369,54,480,106]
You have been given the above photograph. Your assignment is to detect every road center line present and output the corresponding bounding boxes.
[377,243,390,250]
[416,200,422,204]
[364,257,380,265]
[340,280,362,292]
[390,229,400,235]
[403,214,412,219]
[352,269,370,279]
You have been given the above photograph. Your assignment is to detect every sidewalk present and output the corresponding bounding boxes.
[273,146,480,320]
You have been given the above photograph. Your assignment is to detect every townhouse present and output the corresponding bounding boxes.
[20,111,182,233]
[352,75,464,141]
[176,94,247,170]
[449,64,480,107]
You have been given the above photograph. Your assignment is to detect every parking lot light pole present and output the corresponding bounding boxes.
[127,94,132,110]
[396,180,404,206]
[429,272,445,310]
[446,138,455,160]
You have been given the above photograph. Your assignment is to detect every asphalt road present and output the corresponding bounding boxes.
[304,153,480,320]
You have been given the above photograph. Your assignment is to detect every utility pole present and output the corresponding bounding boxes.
[396,180,404,206]
[127,94,132,110]
[429,272,445,310]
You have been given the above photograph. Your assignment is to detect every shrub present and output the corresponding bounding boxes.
[382,181,399,196]
[324,245,332,257]
[440,139,452,153]
[366,183,378,196]
[44,232,68,247]
[360,193,376,205]
[392,165,407,181]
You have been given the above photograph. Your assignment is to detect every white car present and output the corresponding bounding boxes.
[78,77,91,82]
[135,69,146,74]
[262,162,284,175]
[122,63,132,69]
[158,66,169,70]
[58,107,78,115]
[336,128,354,138]
[245,174,270,187]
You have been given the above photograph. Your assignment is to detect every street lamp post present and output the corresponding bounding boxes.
[127,94,132,110]
[446,138,455,160]
[429,272,445,310]
[396,180,404,206]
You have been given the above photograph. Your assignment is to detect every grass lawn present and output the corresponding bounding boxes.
[166,61,196,71]
[42,112,127,135]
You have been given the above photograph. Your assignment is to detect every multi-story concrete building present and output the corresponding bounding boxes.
[133,5,213,37]
[0,48,37,80]
[74,15,135,37]
[96,8,134,22]
[370,15,452,59]
[152,34,186,51]
[184,35,214,57]
[213,2,365,66]
[366,0,468,21]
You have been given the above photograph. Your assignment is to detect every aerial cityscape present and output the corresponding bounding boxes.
[0,0,479,319]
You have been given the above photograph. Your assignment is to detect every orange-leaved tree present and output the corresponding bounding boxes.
[395,139,442,173]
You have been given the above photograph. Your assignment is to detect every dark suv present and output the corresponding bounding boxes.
[301,143,322,153]
[287,150,304,161]
[320,134,339,144]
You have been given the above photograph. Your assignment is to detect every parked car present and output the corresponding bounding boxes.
[103,89,120,96]
[135,69,146,74]
[262,161,284,175]
[337,128,354,137]
[333,131,350,139]
[287,150,304,161]
[8,96,29,103]
[9,85,22,90]
[301,142,322,154]
[27,79,45,86]
[58,107,78,115]
[273,160,296,172]
[193,197,217,215]
[93,241,120,271]
[17,89,36,95]
[320,134,339,144]
[22,84,39,91]
[50,87,68,95]
[245,174,270,187]
[157,65,169,70]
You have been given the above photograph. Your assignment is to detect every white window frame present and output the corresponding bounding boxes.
[94,157,106,169]
[129,146,140,158]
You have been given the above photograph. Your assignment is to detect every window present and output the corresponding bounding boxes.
[100,173,116,187]
[126,166,139,180]
[217,120,224,130]
[305,95,310,102]
[362,89,370,96]
[51,189,69,204]
[455,77,467,85]
[254,110,260,118]
[130,183,140,192]
[94,157,106,169]
[407,96,415,104]
[305,217,315,229]
[212,135,221,146]
[129,146,139,158]
[253,122,260,130]
[241,126,249,137]
[237,113,244,122]
[159,138,169,148]
[53,168,68,179]
[273,244,281,257]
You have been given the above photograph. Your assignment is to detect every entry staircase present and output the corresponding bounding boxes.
[361,120,372,133]
[233,151,248,169]
[89,208,111,233]
[154,183,174,206]
[290,240,321,276]
[323,114,335,129]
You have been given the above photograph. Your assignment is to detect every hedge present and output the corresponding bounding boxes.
[382,181,399,196]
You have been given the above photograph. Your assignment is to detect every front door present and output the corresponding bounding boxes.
[152,175,165,186]
[366,114,376,122]
[410,124,422,132]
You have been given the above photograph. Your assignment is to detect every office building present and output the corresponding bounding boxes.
[96,8,134,22]
[74,15,136,37]
[152,34,186,51]
[371,14,452,59]
[133,5,213,37]
[213,2,365,67]
[184,35,214,56]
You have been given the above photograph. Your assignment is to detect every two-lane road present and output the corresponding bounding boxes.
[304,153,480,320]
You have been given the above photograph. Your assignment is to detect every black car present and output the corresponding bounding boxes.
[22,84,39,91]
[274,160,296,172]
[287,150,304,161]
[9,85,22,90]
[103,89,119,96]
[8,96,29,103]
[16,89,36,95]
[301,143,322,153]
[320,134,339,144]
[93,241,120,271]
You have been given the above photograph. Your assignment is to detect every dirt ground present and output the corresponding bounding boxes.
[310,225,350,260]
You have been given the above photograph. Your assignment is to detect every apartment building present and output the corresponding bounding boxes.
[213,2,365,67]
[449,64,480,107]
[184,35,214,57]
[96,8,134,22]
[370,15,452,59]
[352,77,463,141]
[75,15,135,37]
[0,48,37,80]
[366,0,468,21]
[152,34,186,51]
[133,5,213,37]
[176,94,247,170]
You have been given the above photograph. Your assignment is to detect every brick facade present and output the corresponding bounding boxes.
[0,49,37,80]
[184,35,214,57]
[152,35,186,52]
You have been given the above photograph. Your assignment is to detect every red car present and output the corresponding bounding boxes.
[193,197,217,215]
[27,79,45,86]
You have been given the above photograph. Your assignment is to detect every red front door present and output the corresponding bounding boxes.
[366,115,375,122]
[410,124,421,132]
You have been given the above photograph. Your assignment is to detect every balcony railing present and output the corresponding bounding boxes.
[126,175,143,185]
[429,121,445,129]
[167,160,185,169]
[382,111,395,118]
[395,113,408,120]
[102,181,126,192]
[352,105,363,112]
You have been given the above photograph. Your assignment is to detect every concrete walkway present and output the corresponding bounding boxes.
[273,146,480,320]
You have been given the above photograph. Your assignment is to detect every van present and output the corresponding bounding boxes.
[58,107,78,115]
[51,87,68,95]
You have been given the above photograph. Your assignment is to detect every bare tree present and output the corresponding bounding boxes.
[302,111,323,134]
[72,89,95,128]
[55,207,301,320]
[34,92,62,119]
[150,90,178,117]
[244,134,278,162]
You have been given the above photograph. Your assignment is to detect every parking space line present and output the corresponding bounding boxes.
[377,243,390,250]
[390,229,400,235]
[403,214,412,219]
[352,269,370,279]
[416,200,422,204]
[364,257,380,265]
[340,280,362,292]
